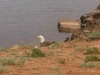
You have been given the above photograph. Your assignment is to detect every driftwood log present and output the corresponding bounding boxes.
[58,20,81,42]
[58,20,81,33]
[80,4,100,32]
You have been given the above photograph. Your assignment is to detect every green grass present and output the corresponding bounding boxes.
[29,48,45,58]
[86,30,100,39]
[85,55,100,62]
[80,62,97,68]
[0,56,26,65]
[0,57,16,65]
[84,47,100,55]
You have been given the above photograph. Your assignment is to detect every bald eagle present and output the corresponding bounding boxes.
[37,35,55,47]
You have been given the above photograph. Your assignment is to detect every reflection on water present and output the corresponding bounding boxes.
[0,0,100,47]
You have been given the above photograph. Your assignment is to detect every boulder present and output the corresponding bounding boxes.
[80,4,100,32]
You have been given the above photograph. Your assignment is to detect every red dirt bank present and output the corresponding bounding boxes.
[1,39,100,75]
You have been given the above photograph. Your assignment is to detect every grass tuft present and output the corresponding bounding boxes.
[86,30,100,39]
[0,57,16,65]
[84,47,100,55]
[30,48,45,58]
[0,56,26,65]
[85,55,100,62]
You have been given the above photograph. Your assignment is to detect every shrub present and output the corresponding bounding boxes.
[84,47,100,55]
[85,55,100,62]
[30,48,45,58]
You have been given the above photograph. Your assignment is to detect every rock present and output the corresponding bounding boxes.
[80,4,100,31]
[64,34,78,42]
[96,4,100,10]
[64,37,70,42]
[70,33,78,40]
[58,4,100,41]
[58,20,81,33]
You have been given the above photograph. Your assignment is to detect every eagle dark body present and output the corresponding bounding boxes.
[40,41,55,47]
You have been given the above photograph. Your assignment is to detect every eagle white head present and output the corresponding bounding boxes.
[37,35,45,43]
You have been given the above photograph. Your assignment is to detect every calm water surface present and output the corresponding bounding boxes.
[0,0,100,47]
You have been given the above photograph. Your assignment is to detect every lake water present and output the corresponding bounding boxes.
[0,0,100,47]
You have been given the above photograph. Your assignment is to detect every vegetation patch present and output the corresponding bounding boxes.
[86,30,100,39]
[29,48,45,58]
[0,56,26,65]
[80,62,97,68]
[0,57,16,65]
[85,55,100,62]
[84,47,100,55]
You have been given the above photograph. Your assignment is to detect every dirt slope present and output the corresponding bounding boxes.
[1,39,100,75]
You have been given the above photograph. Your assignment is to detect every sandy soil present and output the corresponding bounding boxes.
[1,39,100,75]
